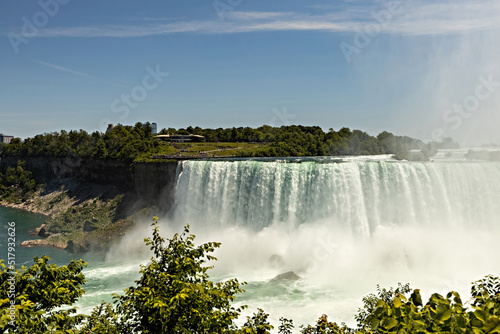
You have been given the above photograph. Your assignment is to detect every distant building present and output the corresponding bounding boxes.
[0,134,14,144]
[151,123,157,134]
[155,134,205,143]
[106,124,115,133]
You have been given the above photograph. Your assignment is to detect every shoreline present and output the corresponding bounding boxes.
[0,200,51,218]
[1,185,135,253]
[1,189,97,252]
[0,202,69,250]
[0,184,83,219]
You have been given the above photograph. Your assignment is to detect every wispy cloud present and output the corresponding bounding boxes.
[32,60,126,88]
[130,17,185,22]
[33,59,99,79]
[12,1,500,38]
[224,11,291,20]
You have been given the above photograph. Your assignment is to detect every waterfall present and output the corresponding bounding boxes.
[173,159,500,234]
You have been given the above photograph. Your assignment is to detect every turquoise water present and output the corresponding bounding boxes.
[0,205,140,314]
[0,206,75,266]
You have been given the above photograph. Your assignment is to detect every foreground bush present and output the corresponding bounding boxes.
[113,220,245,333]
[0,256,86,332]
[354,276,500,334]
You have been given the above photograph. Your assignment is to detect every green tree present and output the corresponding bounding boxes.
[0,161,37,203]
[113,218,246,333]
[1,138,22,156]
[300,315,351,334]
[278,317,294,334]
[0,256,87,333]
[237,308,274,334]
[78,301,120,334]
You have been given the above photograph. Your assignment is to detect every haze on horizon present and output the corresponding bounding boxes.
[1,0,500,146]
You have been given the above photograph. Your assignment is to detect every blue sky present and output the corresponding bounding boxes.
[1,0,500,145]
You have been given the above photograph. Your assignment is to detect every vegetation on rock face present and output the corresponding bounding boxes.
[43,198,118,235]
[0,166,133,253]
[41,196,132,252]
[0,161,38,204]
[1,218,499,333]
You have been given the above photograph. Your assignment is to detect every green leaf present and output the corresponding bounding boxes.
[370,318,380,330]
[382,317,398,330]
[475,310,487,322]
[435,304,452,322]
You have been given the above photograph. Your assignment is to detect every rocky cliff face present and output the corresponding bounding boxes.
[134,161,179,213]
[1,156,182,252]
[0,156,180,212]
[0,156,133,190]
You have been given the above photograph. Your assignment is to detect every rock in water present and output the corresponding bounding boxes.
[271,271,301,282]
[20,237,68,250]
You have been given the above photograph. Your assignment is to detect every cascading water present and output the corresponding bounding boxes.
[167,155,500,327]
[174,157,500,232]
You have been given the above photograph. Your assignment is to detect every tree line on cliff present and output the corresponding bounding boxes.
[0,123,158,163]
[1,219,499,333]
[0,161,37,203]
[0,123,457,162]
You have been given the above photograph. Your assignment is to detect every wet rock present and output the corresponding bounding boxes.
[20,236,67,250]
[271,271,301,282]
